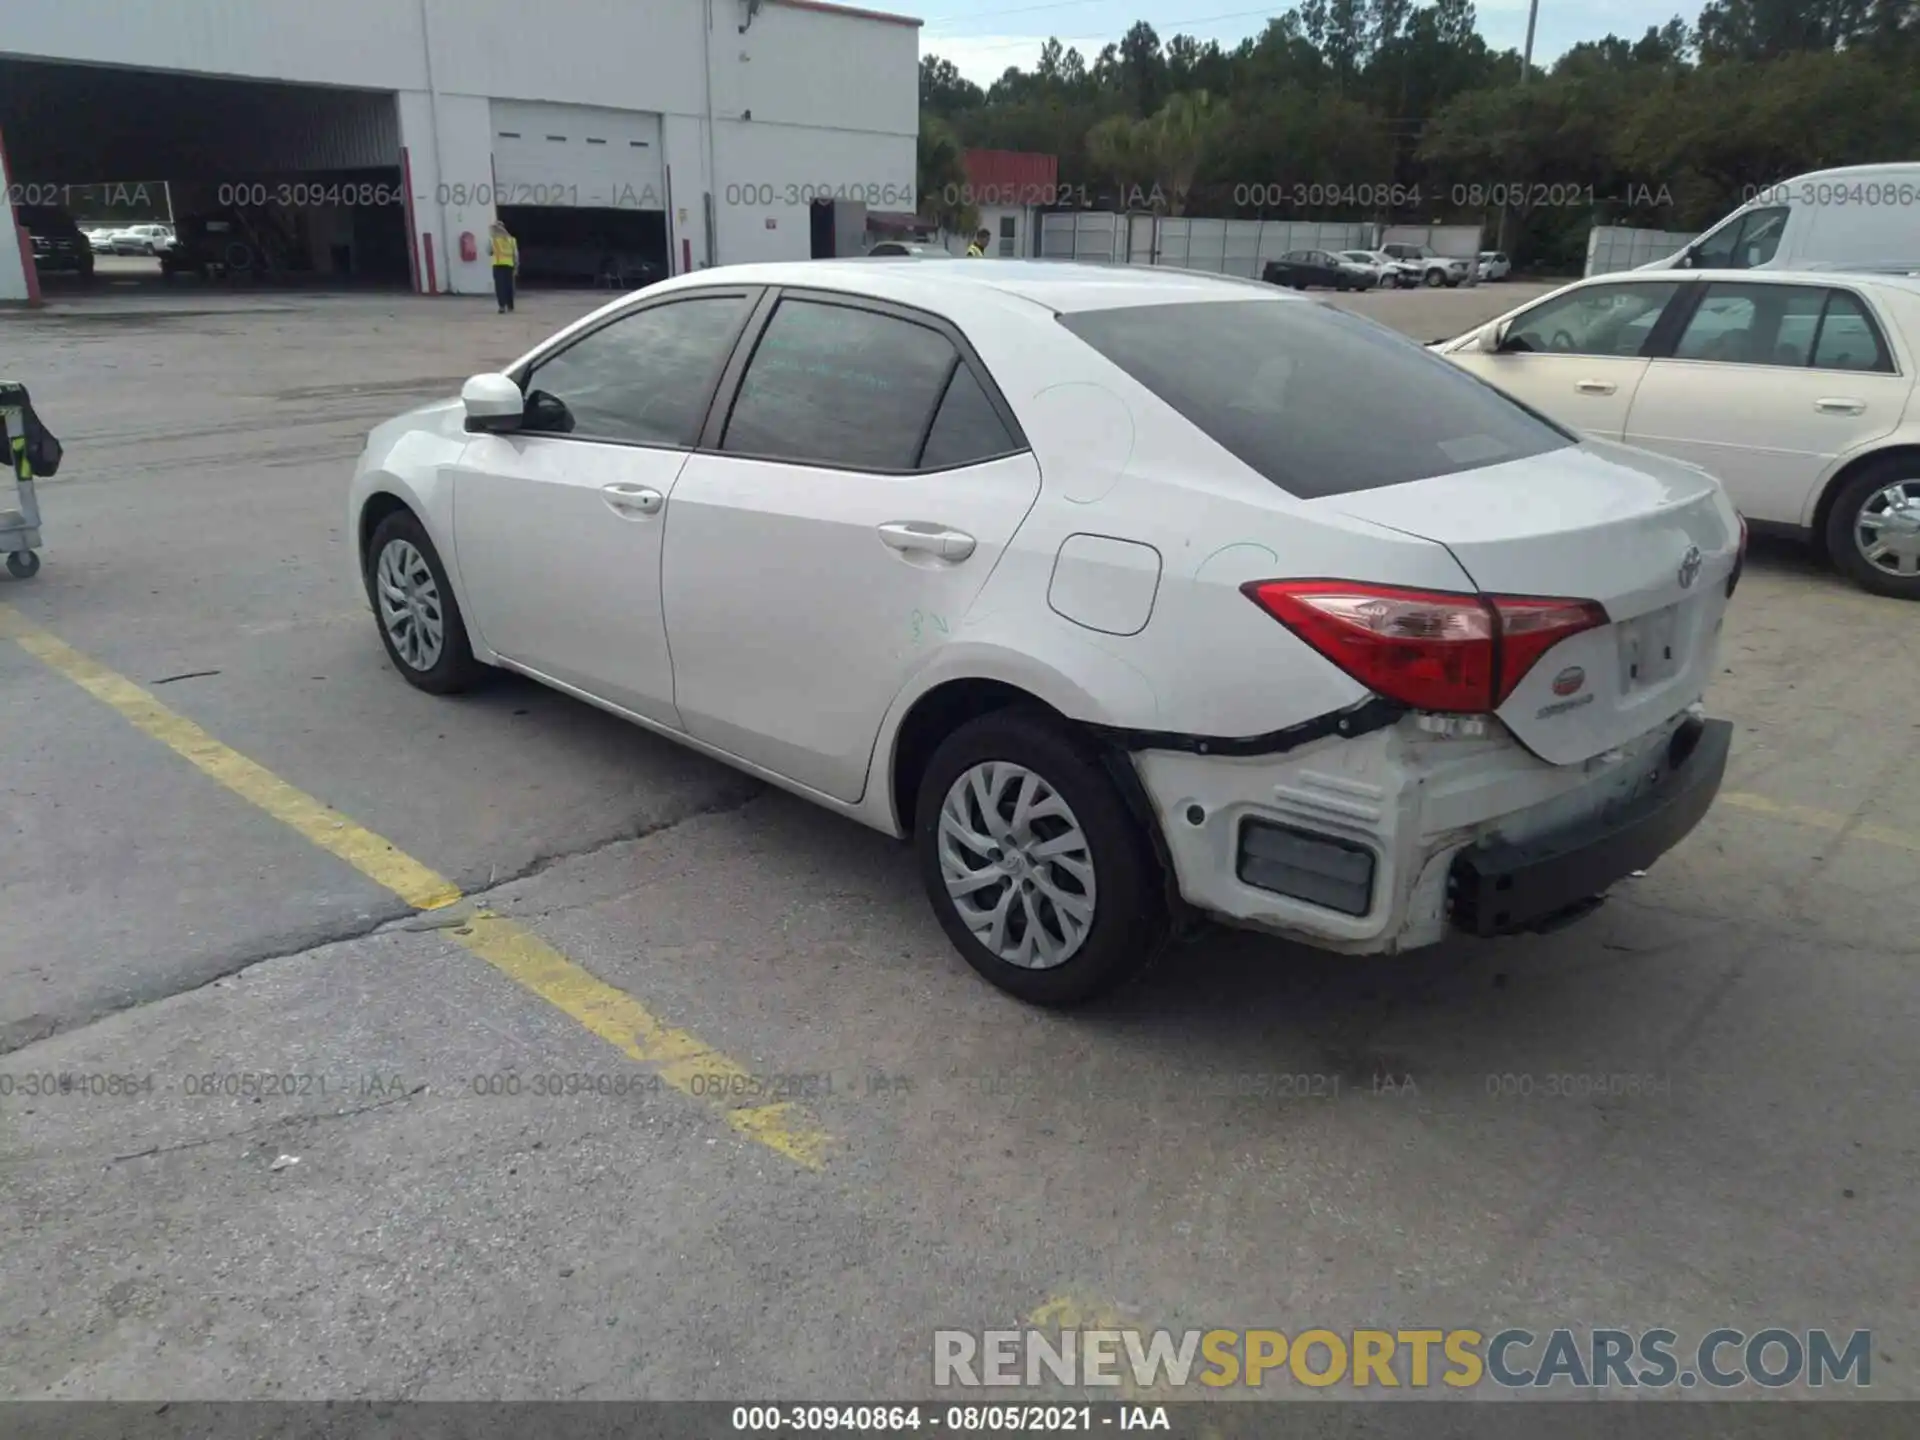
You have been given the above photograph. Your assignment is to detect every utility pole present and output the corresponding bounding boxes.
[1497,0,1542,260]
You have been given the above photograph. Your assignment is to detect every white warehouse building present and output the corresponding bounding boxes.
[0,0,920,302]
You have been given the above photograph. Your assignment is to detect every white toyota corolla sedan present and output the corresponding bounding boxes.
[348,260,1744,1006]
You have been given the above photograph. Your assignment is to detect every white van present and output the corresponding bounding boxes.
[1639,163,1920,276]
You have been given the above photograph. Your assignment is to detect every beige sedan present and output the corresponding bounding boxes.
[1436,269,1920,598]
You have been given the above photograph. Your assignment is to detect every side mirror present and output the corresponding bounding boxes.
[1475,323,1505,354]
[461,373,525,433]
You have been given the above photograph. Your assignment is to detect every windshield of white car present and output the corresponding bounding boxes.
[1058,299,1574,497]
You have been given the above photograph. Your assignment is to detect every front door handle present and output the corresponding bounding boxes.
[1575,379,1617,395]
[602,483,664,516]
[1815,397,1866,415]
[878,521,976,562]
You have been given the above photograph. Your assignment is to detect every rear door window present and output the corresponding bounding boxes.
[1673,283,1827,366]
[1059,298,1573,498]
[917,364,1020,470]
[721,297,959,470]
[1811,291,1895,373]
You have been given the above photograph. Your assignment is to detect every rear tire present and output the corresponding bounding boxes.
[1824,459,1920,600]
[915,709,1168,1007]
[365,509,487,692]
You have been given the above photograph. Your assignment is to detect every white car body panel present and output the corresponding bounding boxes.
[452,431,687,727]
[350,259,1738,956]
[1463,353,1653,441]
[1622,361,1910,526]
[1638,163,1920,274]
[662,448,1044,803]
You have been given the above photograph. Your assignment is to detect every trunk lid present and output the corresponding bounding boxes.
[1321,440,1741,765]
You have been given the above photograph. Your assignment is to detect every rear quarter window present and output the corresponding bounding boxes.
[1058,299,1574,498]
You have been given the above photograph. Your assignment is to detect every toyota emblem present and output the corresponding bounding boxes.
[1677,544,1703,589]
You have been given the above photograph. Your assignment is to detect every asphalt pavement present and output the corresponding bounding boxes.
[1,270,1916,1410]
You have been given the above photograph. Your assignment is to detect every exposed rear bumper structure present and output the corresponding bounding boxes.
[1446,717,1732,937]
[1130,707,1729,956]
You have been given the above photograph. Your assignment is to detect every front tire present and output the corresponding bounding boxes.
[365,509,486,692]
[1825,461,1920,599]
[915,709,1168,1007]
[1424,268,1444,287]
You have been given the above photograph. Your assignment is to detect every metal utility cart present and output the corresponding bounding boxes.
[1,383,48,579]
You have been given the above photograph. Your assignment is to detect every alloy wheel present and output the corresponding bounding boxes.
[938,761,1097,969]
[375,538,446,671]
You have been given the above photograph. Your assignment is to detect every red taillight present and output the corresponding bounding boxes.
[1243,580,1608,714]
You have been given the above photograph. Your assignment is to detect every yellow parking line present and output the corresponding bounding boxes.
[0,604,831,1169]
[1719,790,1920,856]
[452,914,827,1167]
[0,608,462,910]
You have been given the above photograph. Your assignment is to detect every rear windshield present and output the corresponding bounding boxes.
[1057,298,1574,498]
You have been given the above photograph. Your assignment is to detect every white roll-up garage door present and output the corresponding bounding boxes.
[490,101,665,210]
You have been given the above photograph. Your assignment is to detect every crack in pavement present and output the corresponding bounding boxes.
[0,904,416,1061]
[0,785,771,1062]
[95,1085,431,1169]
[420,784,773,930]
[453,780,767,902]
[0,1085,431,1173]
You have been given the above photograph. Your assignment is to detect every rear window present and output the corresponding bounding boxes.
[1057,299,1574,498]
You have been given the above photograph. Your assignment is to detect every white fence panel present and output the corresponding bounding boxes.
[1040,211,1126,263]
[1586,225,1697,276]
[1128,213,1155,265]
[1040,213,1372,273]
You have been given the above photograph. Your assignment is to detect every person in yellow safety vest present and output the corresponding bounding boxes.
[967,227,990,257]
[489,219,520,313]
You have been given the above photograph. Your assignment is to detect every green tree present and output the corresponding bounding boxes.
[1201,89,1397,214]
[919,56,984,116]
[1695,0,1874,60]
[917,113,976,235]
[1151,91,1230,214]
[1118,22,1168,116]
[1086,113,1159,204]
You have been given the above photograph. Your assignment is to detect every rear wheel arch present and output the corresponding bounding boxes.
[886,676,1187,929]
[889,678,1064,837]
[1808,444,1920,558]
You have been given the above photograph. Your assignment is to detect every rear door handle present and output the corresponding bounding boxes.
[1815,397,1866,415]
[1575,379,1617,395]
[601,482,664,516]
[878,521,976,561]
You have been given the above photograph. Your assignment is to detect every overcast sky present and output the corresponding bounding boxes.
[918,0,1692,87]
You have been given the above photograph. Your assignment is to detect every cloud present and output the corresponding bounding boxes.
[922,33,1064,85]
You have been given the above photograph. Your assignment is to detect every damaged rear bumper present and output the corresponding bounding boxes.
[1447,716,1731,937]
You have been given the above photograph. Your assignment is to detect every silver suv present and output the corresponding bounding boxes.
[1383,244,1472,288]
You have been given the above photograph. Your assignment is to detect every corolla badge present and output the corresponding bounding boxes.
[1677,544,1703,589]
[1551,665,1586,697]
